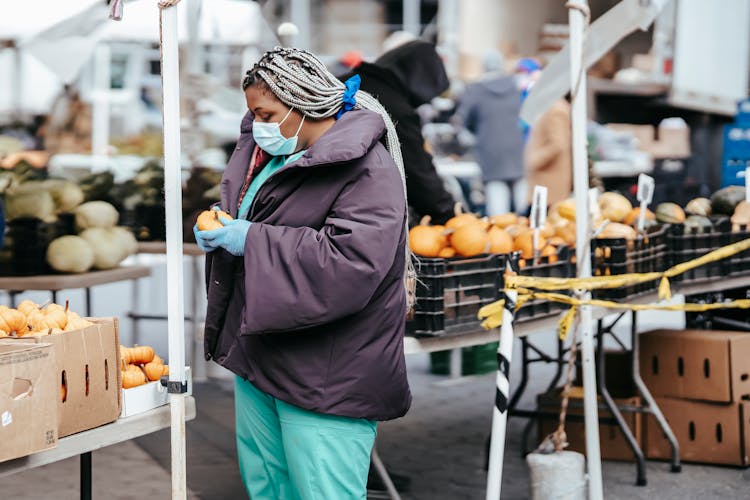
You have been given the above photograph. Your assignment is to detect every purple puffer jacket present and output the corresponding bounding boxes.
[204,109,412,421]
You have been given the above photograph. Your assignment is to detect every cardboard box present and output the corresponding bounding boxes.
[0,342,58,463]
[537,387,642,461]
[639,329,750,403]
[645,397,750,466]
[576,349,636,398]
[120,366,192,418]
[6,318,122,437]
[607,123,656,150]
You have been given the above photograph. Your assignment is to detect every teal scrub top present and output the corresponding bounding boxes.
[237,149,306,220]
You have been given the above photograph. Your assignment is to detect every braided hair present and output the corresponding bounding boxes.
[242,47,416,308]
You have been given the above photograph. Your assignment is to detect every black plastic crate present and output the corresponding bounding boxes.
[668,218,731,284]
[0,214,76,276]
[514,246,572,322]
[591,224,669,300]
[728,222,750,276]
[407,253,506,337]
[685,287,750,331]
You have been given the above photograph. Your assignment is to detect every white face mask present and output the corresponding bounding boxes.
[252,107,305,156]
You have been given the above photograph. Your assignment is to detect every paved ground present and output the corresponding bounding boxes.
[2,309,749,499]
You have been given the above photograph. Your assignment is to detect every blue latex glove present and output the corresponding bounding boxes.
[199,218,251,257]
[193,224,217,253]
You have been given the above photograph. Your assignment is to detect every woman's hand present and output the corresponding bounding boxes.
[194,224,217,253]
[199,218,252,257]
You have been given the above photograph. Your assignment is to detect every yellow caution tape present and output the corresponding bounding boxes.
[505,237,750,301]
[478,288,750,339]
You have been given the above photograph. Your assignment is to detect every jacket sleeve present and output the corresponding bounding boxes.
[240,161,405,333]
[394,107,456,224]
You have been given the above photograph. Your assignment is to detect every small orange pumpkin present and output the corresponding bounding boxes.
[26,309,52,334]
[437,247,456,258]
[623,207,655,226]
[17,300,39,316]
[122,369,147,389]
[144,362,167,382]
[121,345,155,365]
[0,306,28,334]
[409,216,447,257]
[196,209,233,231]
[488,226,513,254]
[451,223,490,257]
[514,231,547,260]
[444,203,480,230]
[489,213,518,229]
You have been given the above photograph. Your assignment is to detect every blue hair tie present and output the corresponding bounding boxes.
[335,74,360,120]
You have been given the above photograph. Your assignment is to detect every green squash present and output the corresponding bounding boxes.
[711,186,746,216]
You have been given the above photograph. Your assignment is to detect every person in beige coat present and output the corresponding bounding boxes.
[525,99,573,207]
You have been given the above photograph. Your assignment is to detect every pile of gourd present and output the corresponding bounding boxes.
[0,299,92,337]
[120,345,169,389]
[408,204,570,265]
[46,201,138,273]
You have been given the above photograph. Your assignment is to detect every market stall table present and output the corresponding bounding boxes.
[0,266,152,316]
[0,265,151,500]
[0,396,197,498]
[402,273,750,490]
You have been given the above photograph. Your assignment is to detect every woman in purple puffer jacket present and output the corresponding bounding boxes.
[194,47,413,499]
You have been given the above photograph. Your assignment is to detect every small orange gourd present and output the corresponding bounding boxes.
[17,300,39,316]
[144,362,167,381]
[43,304,68,330]
[196,209,233,231]
[437,247,456,258]
[121,345,155,365]
[26,309,52,334]
[409,216,447,258]
[451,223,490,257]
[487,226,513,254]
[514,232,547,260]
[122,369,147,389]
[0,306,28,335]
[445,203,480,230]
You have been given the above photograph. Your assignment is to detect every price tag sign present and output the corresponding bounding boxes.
[637,174,655,204]
[588,188,600,220]
[637,173,655,232]
[530,185,548,229]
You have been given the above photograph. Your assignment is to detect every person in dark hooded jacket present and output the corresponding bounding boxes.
[342,40,456,224]
[194,47,412,500]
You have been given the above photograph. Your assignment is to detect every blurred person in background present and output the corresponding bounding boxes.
[453,50,526,215]
[195,47,412,500]
[524,97,573,207]
[342,38,457,224]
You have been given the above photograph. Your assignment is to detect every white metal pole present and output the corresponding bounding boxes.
[12,47,23,119]
[568,2,603,499]
[403,0,421,36]
[437,0,459,81]
[485,267,516,500]
[159,3,188,499]
[290,0,311,49]
[91,44,111,173]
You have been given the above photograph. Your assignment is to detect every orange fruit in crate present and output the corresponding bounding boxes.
[623,207,655,226]
[514,231,547,259]
[489,213,517,229]
[488,226,513,254]
[196,209,233,231]
[445,203,481,230]
[541,244,558,263]
[438,247,456,258]
[409,217,447,257]
[451,223,489,257]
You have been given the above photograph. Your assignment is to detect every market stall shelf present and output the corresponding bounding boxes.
[0,266,151,315]
[0,396,196,478]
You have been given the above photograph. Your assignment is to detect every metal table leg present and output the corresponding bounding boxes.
[80,452,92,500]
[630,311,681,473]
[597,320,647,486]
[449,348,462,379]
[84,287,92,317]
[371,445,401,500]
[52,290,58,304]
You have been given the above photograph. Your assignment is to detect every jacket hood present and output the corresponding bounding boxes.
[473,74,518,96]
[374,40,449,107]
[238,109,387,167]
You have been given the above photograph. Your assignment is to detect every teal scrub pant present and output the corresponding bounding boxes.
[234,376,377,500]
